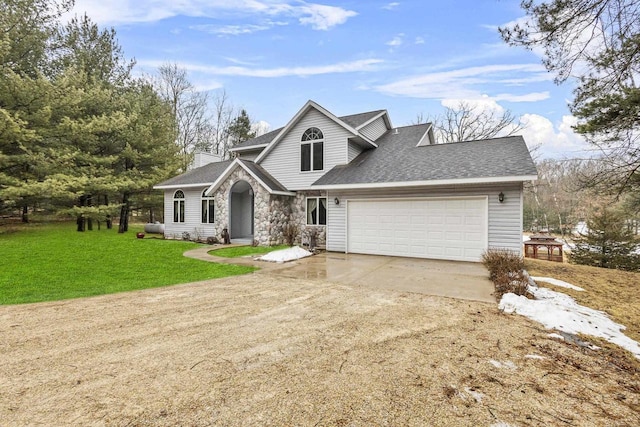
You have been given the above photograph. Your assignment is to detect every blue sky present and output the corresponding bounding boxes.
[68,0,592,159]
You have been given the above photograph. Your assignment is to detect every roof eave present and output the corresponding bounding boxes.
[153,182,212,190]
[312,175,539,190]
[229,143,269,152]
[204,159,296,196]
[355,110,391,131]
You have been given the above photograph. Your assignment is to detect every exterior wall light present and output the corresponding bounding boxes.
[334,197,340,205]
[498,192,505,203]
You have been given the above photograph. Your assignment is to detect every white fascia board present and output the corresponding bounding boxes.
[355,110,393,133]
[311,175,540,190]
[236,160,296,196]
[204,159,296,196]
[229,143,268,152]
[254,100,363,164]
[355,110,388,130]
[153,183,212,190]
[204,159,240,196]
[416,124,433,147]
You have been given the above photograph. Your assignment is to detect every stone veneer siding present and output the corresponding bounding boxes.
[212,166,297,246]
[292,190,327,247]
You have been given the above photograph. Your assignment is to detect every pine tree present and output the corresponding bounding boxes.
[571,205,640,271]
[228,109,255,148]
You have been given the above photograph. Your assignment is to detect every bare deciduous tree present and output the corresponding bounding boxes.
[439,101,523,143]
[154,63,213,169]
[412,101,523,143]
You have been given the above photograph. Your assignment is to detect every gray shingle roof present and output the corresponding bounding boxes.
[233,127,282,149]
[155,160,233,188]
[232,109,387,150]
[339,110,386,128]
[313,126,537,186]
[237,159,290,193]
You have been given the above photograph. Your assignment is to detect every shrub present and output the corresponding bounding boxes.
[481,248,530,300]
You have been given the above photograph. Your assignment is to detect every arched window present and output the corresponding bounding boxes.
[301,127,324,172]
[201,189,215,223]
[173,190,185,223]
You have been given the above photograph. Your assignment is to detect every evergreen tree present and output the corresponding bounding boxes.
[228,109,255,148]
[571,205,640,271]
[500,0,639,195]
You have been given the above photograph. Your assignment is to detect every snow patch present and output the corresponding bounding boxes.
[531,276,584,291]
[489,359,516,369]
[491,423,517,427]
[258,246,313,263]
[463,387,484,403]
[547,333,565,341]
[500,287,640,359]
[524,354,546,360]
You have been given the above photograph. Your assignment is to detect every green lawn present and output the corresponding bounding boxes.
[209,245,290,258]
[0,223,256,304]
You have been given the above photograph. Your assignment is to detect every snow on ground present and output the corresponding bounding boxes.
[524,354,546,360]
[547,333,565,341]
[488,359,516,369]
[500,285,640,359]
[531,276,585,291]
[522,235,530,242]
[258,246,313,263]
[462,387,484,403]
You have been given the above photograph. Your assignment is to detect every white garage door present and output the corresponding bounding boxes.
[347,198,488,262]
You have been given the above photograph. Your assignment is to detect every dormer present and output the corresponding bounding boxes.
[416,123,436,146]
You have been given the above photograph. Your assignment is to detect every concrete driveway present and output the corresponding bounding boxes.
[269,252,495,303]
[185,247,495,303]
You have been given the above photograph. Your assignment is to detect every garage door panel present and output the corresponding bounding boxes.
[347,198,487,262]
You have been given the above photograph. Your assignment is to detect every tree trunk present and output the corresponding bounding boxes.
[118,193,130,233]
[76,195,86,232]
[21,205,28,223]
[149,207,154,223]
[105,195,112,229]
[87,194,93,231]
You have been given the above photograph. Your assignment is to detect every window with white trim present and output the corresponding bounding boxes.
[173,190,185,223]
[306,197,327,225]
[201,189,215,223]
[301,127,323,172]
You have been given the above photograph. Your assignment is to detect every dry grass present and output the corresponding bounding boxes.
[525,258,640,344]
[1,273,639,426]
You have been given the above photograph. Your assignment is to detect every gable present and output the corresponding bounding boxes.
[259,107,356,190]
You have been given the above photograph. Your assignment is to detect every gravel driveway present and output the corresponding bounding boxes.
[1,274,638,426]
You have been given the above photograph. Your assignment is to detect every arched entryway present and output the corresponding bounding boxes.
[229,180,254,242]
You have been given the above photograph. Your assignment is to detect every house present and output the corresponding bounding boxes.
[154,100,537,262]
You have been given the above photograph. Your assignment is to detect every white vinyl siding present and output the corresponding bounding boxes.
[260,108,352,190]
[326,183,523,257]
[347,141,363,162]
[163,187,218,239]
[359,116,388,141]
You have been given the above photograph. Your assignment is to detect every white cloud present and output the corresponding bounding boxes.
[382,2,400,10]
[251,120,271,136]
[441,96,504,113]
[519,114,591,158]
[386,34,404,47]
[69,0,356,30]
[494,92,550,102]
[374,63,549,103]
[138,58,383,78]
[191,23,272,35]
[414,36,425,45]
[297,3,357,30]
